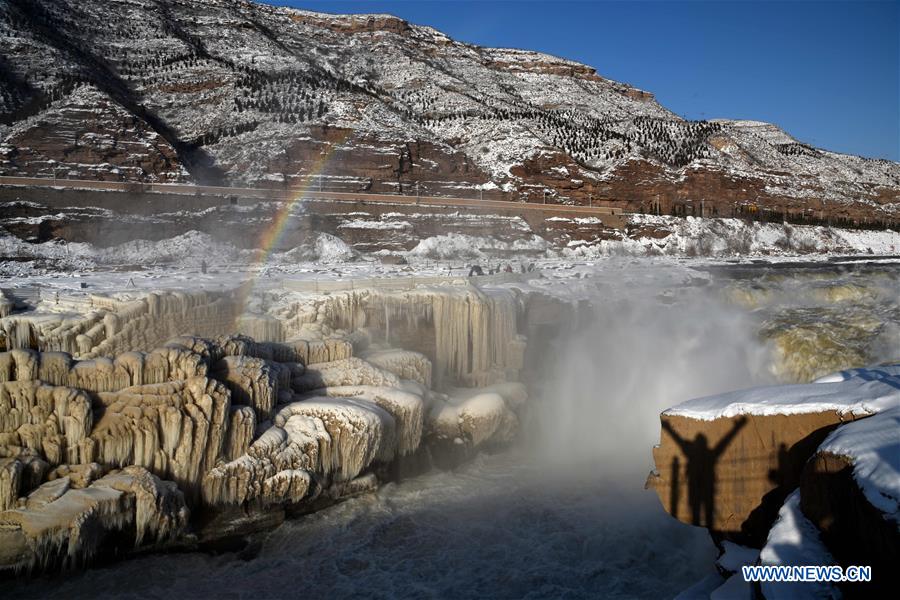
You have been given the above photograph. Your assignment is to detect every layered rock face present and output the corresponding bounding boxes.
[0,284,539,573]
[649,367,900,597]
[0,0,897,224]
[0,186,572,257]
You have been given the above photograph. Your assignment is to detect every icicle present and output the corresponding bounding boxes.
[90,377,230,502]
[292,357,401,392]
[274,398,396,481]
[361,349,432,388]
[294,384,425,456]
[0,466,188,571]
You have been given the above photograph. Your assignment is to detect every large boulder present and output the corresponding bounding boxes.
[648,370,899,545]
[648,411,847,544]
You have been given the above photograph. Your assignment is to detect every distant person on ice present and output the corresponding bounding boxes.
[201,259,207,274]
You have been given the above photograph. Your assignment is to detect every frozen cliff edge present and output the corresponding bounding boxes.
[0,339,528,573]
[0,282,558,574]
[650,364,900,598]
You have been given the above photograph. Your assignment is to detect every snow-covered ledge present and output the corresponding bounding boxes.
[652,365,900,598]
[663,365,900,421]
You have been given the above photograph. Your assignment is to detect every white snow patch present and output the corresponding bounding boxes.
[272,233,360,264]
[716,541,759,573]
[566,215,900,259]
[759,490,840,600]
[408,233,548,260]
[665,365,900,420]
[338,219,413,230]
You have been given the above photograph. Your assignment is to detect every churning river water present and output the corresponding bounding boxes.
[6,450,716,600]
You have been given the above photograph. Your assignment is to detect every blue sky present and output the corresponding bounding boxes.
[269,1,898,161]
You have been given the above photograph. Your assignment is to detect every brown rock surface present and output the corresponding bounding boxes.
[648,411,856,545]
[801,451,900,597]
[1,86,185,183]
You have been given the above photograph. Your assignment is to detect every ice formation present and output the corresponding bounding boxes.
[0,347,208,393]
[448,382,529,410]
[0,380,92,504]
[427,389,520,449]
[360,349,433,388]
[294,385,425,456]
[234,314,286,344]
[0,277,536,573]
[0,466,188,572]
[211,355,283,421]
[0,292,12,319]
[0,291,240,357]
[292,357,402,392]
[202,451,313,507]
[87,378,231,499]
[274,399,397,481]
[273,286,525,387]
[223,405,257,462]
[202,395,403,506]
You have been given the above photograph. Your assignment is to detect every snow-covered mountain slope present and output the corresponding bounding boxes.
[1,0,898,223]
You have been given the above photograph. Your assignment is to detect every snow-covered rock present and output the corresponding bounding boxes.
[427,388,519,450]
[664,365,900,421]
[815,405,900,525]
[651,365,900,546]
[0,466,188,572]
[360,348,432,388]
[292,357,401,392]
[293,385,425,456]
[758,491,840,600]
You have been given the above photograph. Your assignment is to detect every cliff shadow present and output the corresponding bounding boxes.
[740,423,845,547]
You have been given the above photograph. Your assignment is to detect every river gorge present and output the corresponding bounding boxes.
[1,257,897,598]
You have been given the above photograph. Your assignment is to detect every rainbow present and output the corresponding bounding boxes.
[232,129,354,322]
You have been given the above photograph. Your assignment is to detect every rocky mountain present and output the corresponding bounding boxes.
[1,0,898,223]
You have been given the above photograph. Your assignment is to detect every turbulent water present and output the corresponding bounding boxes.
[6,451,715,599]
[741,265,900,382]
[6,259,899,599]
